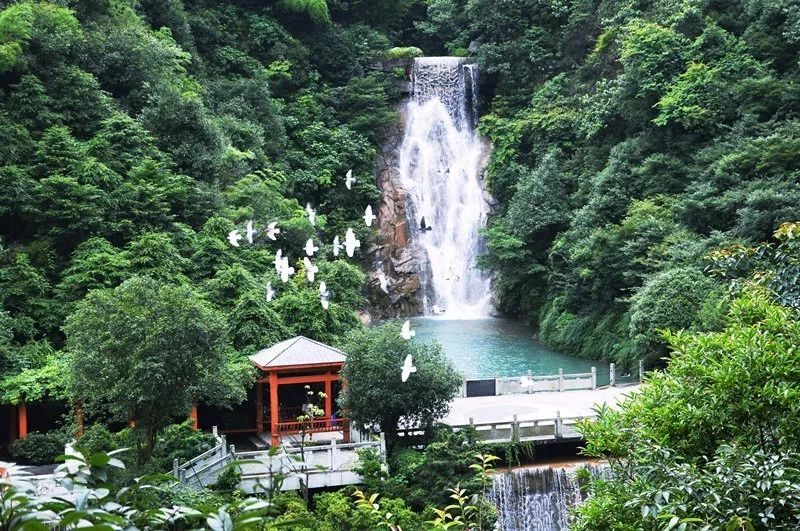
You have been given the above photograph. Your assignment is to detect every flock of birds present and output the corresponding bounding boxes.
[226,169,419,382]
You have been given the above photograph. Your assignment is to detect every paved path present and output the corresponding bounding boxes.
[443,385,641,425]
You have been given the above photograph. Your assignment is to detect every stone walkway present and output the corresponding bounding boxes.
[443,385,641,425]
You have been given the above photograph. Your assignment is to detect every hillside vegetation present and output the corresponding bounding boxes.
[0,0,411,411]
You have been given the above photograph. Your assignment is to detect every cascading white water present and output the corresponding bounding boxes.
[491,464,610,530]
[398,57,492,318]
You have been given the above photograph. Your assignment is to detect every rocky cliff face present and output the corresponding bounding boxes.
[366,112,427,318]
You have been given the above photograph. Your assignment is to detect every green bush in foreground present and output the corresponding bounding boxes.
[575,289,800,529]
[9,429,69,465]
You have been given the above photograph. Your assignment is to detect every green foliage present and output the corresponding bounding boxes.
[339,323,462,451]
[629,266,718,365]
[10,429,69,465]
[0,11,410,490]
[383,46,423,59]
[279,0,330,24]
[471,0,800,368]
[576,290,800,528]
[0,353,70,404]
[66,276,242,460]
[75,423,117,456]
[150,421,215,472]
[0,3,33,73]
[1,445,293,529]
[708,222,800,310]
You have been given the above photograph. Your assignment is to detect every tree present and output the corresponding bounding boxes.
[628,266,718,366]
[66,276,244,461]
[576,289,800,529]
[339,323,462,451]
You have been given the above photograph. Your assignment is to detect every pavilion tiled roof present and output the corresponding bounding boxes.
[248,336,346,369]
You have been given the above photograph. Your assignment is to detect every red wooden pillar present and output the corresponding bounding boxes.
[340,377,350,442]
[255,381,264,435]
[17,402,27,439]
[269,371,279,447]
[189,404,199,430]
[75,402,85,438]
[324,376,333,419]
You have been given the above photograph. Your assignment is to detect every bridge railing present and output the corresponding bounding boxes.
[397,413,586,445]
[460,367,602,397]
[457,362,648,397]
[234,436,386,493]
[173,426,232,489]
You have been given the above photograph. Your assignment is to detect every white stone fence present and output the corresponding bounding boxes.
[397,412,585,445]
[173,427,386,492]
[173,426,232,489]
[460,362,642,397]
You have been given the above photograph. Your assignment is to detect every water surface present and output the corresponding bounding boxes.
[410,317,608,382]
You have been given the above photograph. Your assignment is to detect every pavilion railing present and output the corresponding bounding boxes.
[276,417,349,434]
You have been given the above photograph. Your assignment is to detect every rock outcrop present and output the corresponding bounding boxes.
[366,111,427,319]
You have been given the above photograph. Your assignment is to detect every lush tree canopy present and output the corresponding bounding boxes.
[0,0,401,442]
[576,289,800,529]
[66,276,245,460]
[339,322,462,450]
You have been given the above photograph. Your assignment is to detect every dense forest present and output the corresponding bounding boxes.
[3,0,799,415]
[2,0,800,529]
[0,0,410,422]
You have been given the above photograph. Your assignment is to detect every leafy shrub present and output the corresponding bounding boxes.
[212,462,241,492]
[151,421,215,472]
[629,267,716,365]
[75,423,116,456]
[383,46,423,59]
[10,429,68,465]
[314,490,423,531]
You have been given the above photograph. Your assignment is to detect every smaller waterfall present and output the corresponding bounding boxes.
[398,57,492,318]
[491,464,609,530]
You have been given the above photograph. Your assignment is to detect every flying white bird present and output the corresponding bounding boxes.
[344,228,360,257]
[280,257,294,283]
[245,220,257,244]
[363,205,376,226]
[274,249,283,274]
[401,353,417,383]
[227,229,242,247]
[304,238,319,257]
[266,222,280,241]
[319,281,331,310]
[303,257,319,282]
[401,319,415,341]
[345,169,356,190]
[305,203,316,226]
[266,282,275,302]
[378,271,389,294]
[332,235,342,257]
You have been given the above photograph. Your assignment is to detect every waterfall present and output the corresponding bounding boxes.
[490,464,609,530]
[398,57,492,319]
